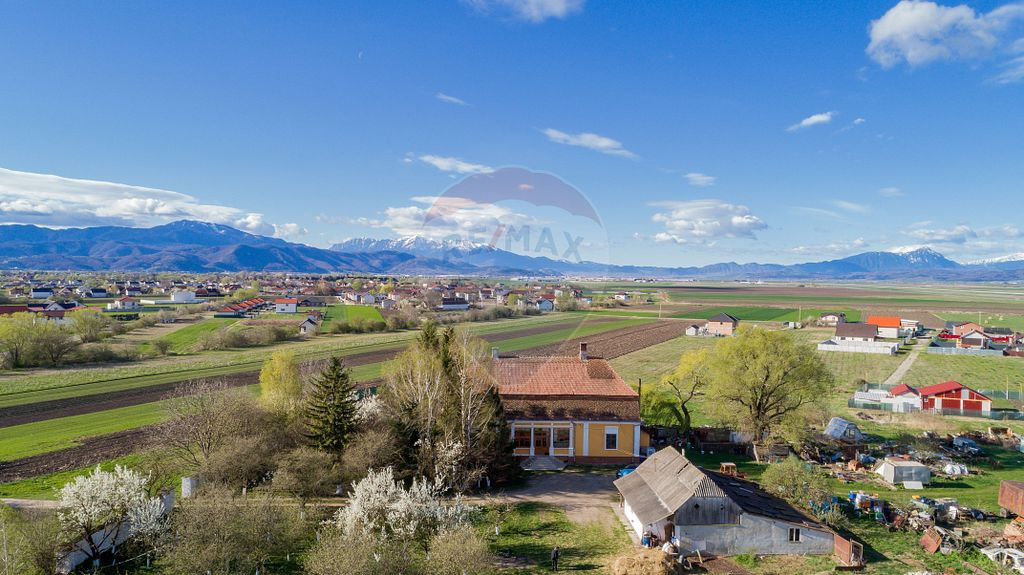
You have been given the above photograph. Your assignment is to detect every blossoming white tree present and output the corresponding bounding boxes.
[333,466,474,549]
[57,465,164,567]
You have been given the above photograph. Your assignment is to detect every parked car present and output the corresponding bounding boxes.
[615,465,638,478]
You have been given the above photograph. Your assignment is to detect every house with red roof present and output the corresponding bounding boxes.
[274,298,299,314]
[494,343,648,464]
[855,380,992,414]
[865,315,904,339]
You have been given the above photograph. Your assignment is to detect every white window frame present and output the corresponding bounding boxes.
[604,426,618,452]
[788,527,801,543]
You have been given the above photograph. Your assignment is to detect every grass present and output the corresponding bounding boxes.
[0,402,167,462]
[146,317,238,354]
[902,352,1024,394]
[481,502,631,574]
[938,312,1024,332]
[673,306,862,323]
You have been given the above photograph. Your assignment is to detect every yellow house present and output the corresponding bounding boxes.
[495,343,648,464]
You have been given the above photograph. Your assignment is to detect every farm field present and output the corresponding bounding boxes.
[0,314,656,472]
[937,311,1024,332]
[673,306,862,322]
[900,352,1024,393]
[144,316,238,354]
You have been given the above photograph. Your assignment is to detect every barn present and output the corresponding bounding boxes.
[917,381,992,414]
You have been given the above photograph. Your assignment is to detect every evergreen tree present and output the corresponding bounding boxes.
[304,356,358,451]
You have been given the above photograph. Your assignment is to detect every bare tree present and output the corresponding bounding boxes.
[159,379,264,469]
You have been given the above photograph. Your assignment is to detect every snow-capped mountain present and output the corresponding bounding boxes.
[972,253,1024,265]
[331,236,494,258]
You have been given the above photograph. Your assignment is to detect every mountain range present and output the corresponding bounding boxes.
[1,220,1024,280]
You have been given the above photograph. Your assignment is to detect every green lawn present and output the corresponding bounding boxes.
[147,317,238,354]
[482,501,631,574]
[938,312,1024,332]
[902,352,1024,394]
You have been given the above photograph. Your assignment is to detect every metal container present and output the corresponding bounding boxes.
[999,480,1024,516]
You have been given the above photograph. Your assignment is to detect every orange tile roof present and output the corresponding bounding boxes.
[274,298,299,304]
[866,315,901,328]
[495,356,637,398]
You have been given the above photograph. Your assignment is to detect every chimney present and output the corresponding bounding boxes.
[579,342,588,361]
[491,347,500,360]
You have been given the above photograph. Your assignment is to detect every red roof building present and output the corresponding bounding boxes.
[900,380,992,414]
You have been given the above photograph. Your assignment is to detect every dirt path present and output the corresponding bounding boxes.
[474,471,619,524]
[883,338,926,386]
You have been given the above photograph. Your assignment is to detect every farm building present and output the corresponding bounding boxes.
[823,417,865,443]
[684,324,703,336]
[437,297,470,311]
[874,458,931,486]
[958,329,991,349]
[105,297,139,311]
[705,312,739,336]
[274,298,299,313]
[916,380,992,413]
[495,343,647,464]
[614,447,836,557]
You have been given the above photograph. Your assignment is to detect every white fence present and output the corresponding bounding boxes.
[817,340,900,355]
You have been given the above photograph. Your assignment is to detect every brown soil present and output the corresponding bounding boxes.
[0,427,158,483]
[521,320,690,359]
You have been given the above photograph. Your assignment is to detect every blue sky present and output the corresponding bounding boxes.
[1,0,1023,266]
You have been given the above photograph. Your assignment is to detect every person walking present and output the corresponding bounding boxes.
[551,545,560,571]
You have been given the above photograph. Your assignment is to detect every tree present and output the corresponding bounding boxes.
[57,465,165,567]
[159,380,266,469]
[159,489,305,575]
[505,293,521,307]
[760,456,844,526]
[306,531,421,575]
[645,349,709,434]
[68,308,110,343]
[555,292,578,311]
[381,324,511,490]
[350,279,365,291]
[705,328,832,459]
[259,350,302,415]
[200,435,276,490]
[303,357,358,451]
[427,527,493,575]
[152,338,172,355]
[32,321,77,366]
[340,427,400,486]
[273,447,340,507]
[0,312,37,368]
[332,467,475,549]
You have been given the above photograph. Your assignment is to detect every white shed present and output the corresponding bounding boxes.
[874,459,931,485]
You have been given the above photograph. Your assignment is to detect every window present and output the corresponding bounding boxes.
[553,428,571,449]
[514,429,532,449]
[788,528,801,543]
[604,426,618,451]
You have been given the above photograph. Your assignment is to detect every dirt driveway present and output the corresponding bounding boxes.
[495,470,620,523]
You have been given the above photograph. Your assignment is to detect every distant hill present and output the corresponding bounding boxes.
[2,220,1024,280]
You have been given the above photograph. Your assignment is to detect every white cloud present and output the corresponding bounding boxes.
[354,196,539,241]
[464,0,584,22]
[867,0,1024,70]
[435,92,468,106]
[787,111,836,132]
[992,54,1024,83]
[879,186,905,197]
[418,155,494,174]
[794,206,843,220]
[906,224,977,243]
[684,172,716,187]
[0,167,279,233]
[853,117,867,125]
[543,128,636,158]
[833,200,871,214]
[273,223,308,239]
[649,199,767,244]
[791,238,869,256]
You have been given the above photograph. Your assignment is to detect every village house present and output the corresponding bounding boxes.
[30,285,53,299]
[495,343,647,464]
[615,447,838,557]
[684,324,704,336]
[105,297,140,311]
[705,312,739,336]
[274,298,299,313]
[958,329,991,349]
[437,297,470,311]
[865,315,904,339]
[835,322,877,342]
[298,317,320,336]
[858,380,992,415]
[818,312,846,326]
